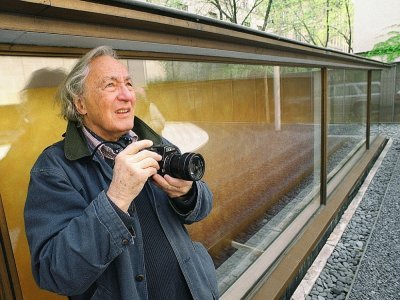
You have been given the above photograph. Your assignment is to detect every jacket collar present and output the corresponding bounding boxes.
[64,117,163,161]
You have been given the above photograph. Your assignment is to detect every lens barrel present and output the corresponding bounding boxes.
[165,152,205,181]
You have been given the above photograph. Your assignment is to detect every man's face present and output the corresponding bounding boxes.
[75,55,136,141]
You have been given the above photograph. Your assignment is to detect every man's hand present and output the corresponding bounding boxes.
[107,139,161,212]
[152,174,193,198]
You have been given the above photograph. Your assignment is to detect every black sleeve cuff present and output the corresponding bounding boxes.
[169,183,197,214]
[107,196,136,236]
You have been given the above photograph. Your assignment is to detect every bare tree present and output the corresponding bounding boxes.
[206,0,264,26]
[328,0,353,52]
[261,0,274,31]
[148,0,354,53]
[264,0,353,52]
[344,0,352,53]
[324,0,330,47]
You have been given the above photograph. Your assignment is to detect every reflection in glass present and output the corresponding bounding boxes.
[0,57,70,300]
[395,66,400,123]
[138,61,322,293]
[370,70,382,141]
[327,69,367,183]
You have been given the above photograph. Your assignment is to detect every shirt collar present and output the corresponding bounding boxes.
[81,126,138,160]
[63,117,162,161]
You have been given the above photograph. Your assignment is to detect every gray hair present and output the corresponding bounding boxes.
[56,45,118,123]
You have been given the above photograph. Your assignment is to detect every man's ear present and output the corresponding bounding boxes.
[74,97,87,115]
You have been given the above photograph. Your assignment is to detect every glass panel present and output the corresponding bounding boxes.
[0,56,73,299]
[137,61,321,293]
[395,64,400,122]
[327,69,367,183]
[379,67,398,122]
[0,54,319,297]
[370,70,382,141]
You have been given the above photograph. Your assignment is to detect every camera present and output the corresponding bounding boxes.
[147,145,205,181]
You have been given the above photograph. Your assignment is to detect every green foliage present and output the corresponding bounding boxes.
[364,31,400,62]
[144,0,354,52]
[259,0,353,52]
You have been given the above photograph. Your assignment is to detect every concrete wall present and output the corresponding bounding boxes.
[353,0,400,61]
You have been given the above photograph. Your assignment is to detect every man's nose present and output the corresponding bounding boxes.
[117,84,135,101]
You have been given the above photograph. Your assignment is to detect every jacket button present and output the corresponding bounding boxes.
[135,274,145,282]
[122,238,130,245]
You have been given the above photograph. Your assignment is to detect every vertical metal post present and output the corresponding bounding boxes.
[321,68,328,205]
[0,194,23,299]
[273,66,281,131]
[264,76,270,123]
[366,70,372,150]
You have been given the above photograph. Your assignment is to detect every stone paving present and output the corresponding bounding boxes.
[293,124,400,300]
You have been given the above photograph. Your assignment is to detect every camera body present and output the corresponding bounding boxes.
[147,145,205,181]
[148,145,180,174]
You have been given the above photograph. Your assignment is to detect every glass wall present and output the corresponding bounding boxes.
[327,69,368,182]
[0,57,73,299]
[395,64,400,123]
[379,66,398,123]
[371,70,383,140]
[0,54,389,298]
[136,62,322,293]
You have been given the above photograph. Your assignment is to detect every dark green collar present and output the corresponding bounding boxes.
[64,117,163,161]
[64,121,90,161]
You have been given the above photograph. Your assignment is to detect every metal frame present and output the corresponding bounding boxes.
[367,70,372,149]
[321,68,328,205]
[0,194,23,299]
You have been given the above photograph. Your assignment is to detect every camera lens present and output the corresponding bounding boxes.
[186,153,205,181]
[166,152,205,181]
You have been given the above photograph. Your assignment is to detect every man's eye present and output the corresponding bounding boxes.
[105,82,115,88]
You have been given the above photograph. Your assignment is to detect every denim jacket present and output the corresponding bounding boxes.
[24,118,219,299]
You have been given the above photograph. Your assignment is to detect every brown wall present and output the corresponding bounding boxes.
[143,76,314,124]
[137,76,316,255]
[144,78,270,123]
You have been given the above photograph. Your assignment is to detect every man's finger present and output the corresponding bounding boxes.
[121,139,153,155]
[164,174,192,187]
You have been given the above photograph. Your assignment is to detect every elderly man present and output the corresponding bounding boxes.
[24,46,218,300]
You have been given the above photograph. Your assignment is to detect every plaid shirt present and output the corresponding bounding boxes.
[81,126,138,160]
